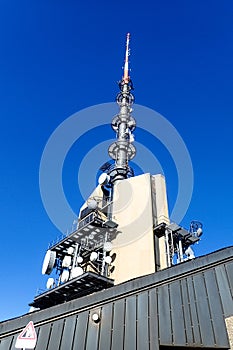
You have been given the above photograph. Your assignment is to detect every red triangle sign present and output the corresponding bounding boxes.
[15,321,37,349]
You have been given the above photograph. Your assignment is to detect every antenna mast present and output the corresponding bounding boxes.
[108,33,136,182]
[123,32,130,84]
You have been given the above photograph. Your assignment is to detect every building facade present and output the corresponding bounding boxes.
[0,246,232,349]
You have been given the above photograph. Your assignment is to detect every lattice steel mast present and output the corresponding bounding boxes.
[108,33,136,183]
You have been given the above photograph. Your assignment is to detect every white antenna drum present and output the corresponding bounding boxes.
[62,255,72,268]
[104,256,112,264]
[90,252,98,262]
[60,269,70,283]
[46,277,55,289]
[71,266,84,278]
[77,256,83,264]
[103,241,112,252]
[42,250,56,275]
[67,247,74,255]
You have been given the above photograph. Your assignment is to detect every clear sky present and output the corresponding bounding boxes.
[0,0,232,321]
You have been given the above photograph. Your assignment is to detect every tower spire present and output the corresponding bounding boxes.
[123,32,130,84]
[107,33,136,183]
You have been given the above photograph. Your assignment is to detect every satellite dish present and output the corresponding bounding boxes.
[87,199,98,210]
[67,247,74,255]
[71,266,84,278]
[196,227,203,237]
[77,256,83,264]
[60,269,70,283]
[90,251,98,262]
[62,255,72,268]
[46,277,55,289]
[103,242,112,252]
[98,173,110,186]
[104,256,112,264]
[42,250,56,275]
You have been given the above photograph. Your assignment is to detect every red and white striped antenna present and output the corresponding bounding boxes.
[123,33,130,84]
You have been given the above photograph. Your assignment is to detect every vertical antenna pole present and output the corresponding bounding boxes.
[108,33,136,183]
[123,33,130,84]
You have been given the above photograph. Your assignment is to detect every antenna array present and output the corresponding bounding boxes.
[108,33,136,183]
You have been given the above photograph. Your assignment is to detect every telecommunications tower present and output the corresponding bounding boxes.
[30,34,202,310]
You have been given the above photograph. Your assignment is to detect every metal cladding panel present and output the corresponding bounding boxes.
[158,284,172,345]
[148,289,159,350]
[192,273,216,346]
[186,276,202,345]
[59,316,77,349]
[124,296,136,349]
[111,299,125,350]
[36,323,52,349]
[137,292,149,350]
[98,304,113,350]
[0,336,13,350]
[225,261,233,294]
[47,319,64,350]
[204,270,229,347]
[215,265,233,317]
[169,281,186,346]
[85,310,100,350]
[180,279,195,344]
[72,312,88,350]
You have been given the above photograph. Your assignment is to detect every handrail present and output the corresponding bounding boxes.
[48,201,114,249]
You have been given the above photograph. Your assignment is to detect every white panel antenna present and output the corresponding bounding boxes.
[90,252,98,262]
[60,269,70,283]
[46,277,55,289]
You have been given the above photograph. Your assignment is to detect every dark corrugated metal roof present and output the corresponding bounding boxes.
[0,246,232,350]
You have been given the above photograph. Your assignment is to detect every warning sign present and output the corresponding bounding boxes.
[15,321,37,349]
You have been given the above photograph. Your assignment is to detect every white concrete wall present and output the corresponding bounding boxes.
[111,173,169,284]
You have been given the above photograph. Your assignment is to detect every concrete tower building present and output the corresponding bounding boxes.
[0,34,232,350]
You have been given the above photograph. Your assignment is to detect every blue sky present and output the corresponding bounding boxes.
[0,0,232,321]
